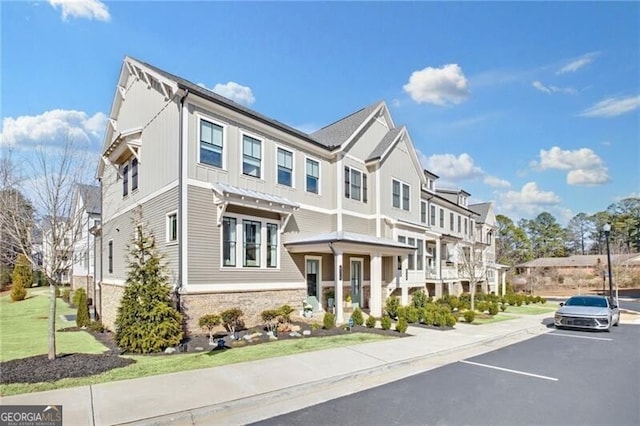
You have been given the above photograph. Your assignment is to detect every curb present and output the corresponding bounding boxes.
[119,322,551,425]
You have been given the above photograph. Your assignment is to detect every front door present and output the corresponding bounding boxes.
[306,258,320,298]
[351,259,362,306]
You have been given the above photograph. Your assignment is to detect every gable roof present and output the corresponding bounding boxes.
[311,101,383,149]
[77,184,101,215]
[469,202,491,224]
[367,127,403,162]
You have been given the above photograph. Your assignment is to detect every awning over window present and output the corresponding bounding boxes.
[285,231,415,256]
[103,127,142,165]
[211,182,299,229]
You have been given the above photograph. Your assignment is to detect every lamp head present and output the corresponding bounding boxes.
[603,223,611,234]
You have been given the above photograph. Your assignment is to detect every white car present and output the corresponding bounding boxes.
[554,295,620,332]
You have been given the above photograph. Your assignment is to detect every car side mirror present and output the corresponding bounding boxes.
[612,304,618,309]
[559,302,564,307]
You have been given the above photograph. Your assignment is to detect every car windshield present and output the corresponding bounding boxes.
[564,297,608,308]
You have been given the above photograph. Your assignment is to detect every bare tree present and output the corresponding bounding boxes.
[458,242,487,311]
[0,137,94,360]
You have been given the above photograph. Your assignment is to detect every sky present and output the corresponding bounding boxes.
[1,1,639,226]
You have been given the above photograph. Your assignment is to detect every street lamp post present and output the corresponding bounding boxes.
[603,223,614,300]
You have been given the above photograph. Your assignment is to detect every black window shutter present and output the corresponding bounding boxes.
[344,166,350,198]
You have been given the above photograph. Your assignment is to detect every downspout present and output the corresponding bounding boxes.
[176,89,189,312]
[98,178,103,320]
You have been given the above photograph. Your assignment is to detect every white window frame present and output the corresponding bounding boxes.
[220,213,279,270]
[420,201,427,224]
[344,166,366,202]
[276,145,294,188]
[392,178,410,211]
[197,113,227,170]
[305,156,321,195]
[240,131,263,180]
[166,211,178,244]
[305,255,322,298]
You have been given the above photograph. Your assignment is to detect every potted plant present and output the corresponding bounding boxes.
[324,288,335,311]
[344,293,352,309]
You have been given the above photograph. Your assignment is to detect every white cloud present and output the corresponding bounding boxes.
[48,0,110,22]
[483,175,511,188]
[532,81,577,95]
[403,64,469,106]
[424,153,483,180]
[199,81,255,106]
[557,52,599,74]
[1,110,107,148]
[501,182,561,206]
[579,95,640,118]
[530,146,611,185]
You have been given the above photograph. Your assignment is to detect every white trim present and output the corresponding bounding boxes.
[305,255,322,298]
[100,279,127,287]
[337,154,343,231]
[275,144,295,189]
[181,100,190,290]
[239,130,264,180]
[392,178,411,212]
[375,163,381,237]
[220,212,280,270]
[304,155,321,196]
[350,257,364,305]
[344,165,366,203]
[102,180,179,223]
[166,210,178,243]
[196,112,227,170]
[181,281,305,293]
[343,153,367,165]
[338,102,384,152]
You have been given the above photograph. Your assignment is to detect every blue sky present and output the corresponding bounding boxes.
[2,1,639,225]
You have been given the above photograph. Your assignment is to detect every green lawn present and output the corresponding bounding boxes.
[0,288,108,362]
[504,303,558,315]
[471,313,514,325]
[0,290,389,396]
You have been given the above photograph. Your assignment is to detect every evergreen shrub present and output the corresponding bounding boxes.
[351,307,364,325]
[322,312,336,329]
[380,315,391,330]
[396,317,408,333]
[463,310,476,323]
[365,315,376,328]
[75,288,90,327]
[10,254,31,302]
[385,296,400,319]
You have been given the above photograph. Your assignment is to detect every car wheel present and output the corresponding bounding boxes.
[614,316,620,326]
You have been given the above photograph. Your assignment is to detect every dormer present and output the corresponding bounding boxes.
[423,170,438,193]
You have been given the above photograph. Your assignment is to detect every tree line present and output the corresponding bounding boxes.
[496,197,640,267]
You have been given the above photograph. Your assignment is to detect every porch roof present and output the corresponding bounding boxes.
[284,231,415,255]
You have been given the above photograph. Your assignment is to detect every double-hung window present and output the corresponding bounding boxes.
[457,215,461,233]
[439,208,444,228]
[450,212,454,231]
[392,179,410,210]
[167,212,178,243]
[243,135,262,178]
[131,158,138,191]
[306,158,319,194]
[243,220,261,267]
[200,119,223,168]
[267,224,278,268]
[407,237,415,270]
[277,148,293,187]
[417,239,424,270]
[430,205,436,226]
[222,217,237,266]
[344,167,367,202]
[464,218,468,235]
[421,201,427,224]
[108,241,113,273]
[122,164,129,196]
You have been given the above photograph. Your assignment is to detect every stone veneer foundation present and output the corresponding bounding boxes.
[99,283,126,332]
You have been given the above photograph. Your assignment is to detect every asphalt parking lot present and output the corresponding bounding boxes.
[257,324,640,426]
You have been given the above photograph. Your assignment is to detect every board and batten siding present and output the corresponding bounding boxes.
[186,185,303,287]
[344,117,390,160]
[101,187,179,285]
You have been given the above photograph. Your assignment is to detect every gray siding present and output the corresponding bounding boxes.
[345,119,390,160]
[379,138,423,223]
[187,185,303,286]
[283,207,336,239]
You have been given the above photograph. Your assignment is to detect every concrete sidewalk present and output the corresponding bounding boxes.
[2,313,558,425]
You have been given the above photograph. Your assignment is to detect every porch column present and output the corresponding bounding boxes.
[334,249,344,324]
[501,270,506,296]
[370,252,382,317]
[435,239,442,298]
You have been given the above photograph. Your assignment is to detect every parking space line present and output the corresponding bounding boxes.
[460,360,558,381]
[547,333,613,341]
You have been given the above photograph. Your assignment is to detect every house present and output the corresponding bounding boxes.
[40,216,73,285]
[96,56,499,334]
[70,184,101,305]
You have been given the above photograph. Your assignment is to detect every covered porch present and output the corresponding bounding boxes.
[285,231,414,324]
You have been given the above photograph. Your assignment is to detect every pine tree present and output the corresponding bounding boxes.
[74,288,90,327]
[10,254,31,302]
[115,218,184,353]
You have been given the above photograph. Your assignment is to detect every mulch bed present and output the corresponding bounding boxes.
[0,322,408,385]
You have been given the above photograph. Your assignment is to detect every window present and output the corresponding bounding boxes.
[397,236,406,271]
[242,135,261,178]
[108,240,113,273]
[222,217,236,267]
[417,239,424,270]
[267,223,278,268]
[122,164,129,196]
[430,205,436,226]
[306,158,319,194]
[458,215,461,233]
[277,148,293,187]
[439,208,444,228]
[487,231,493,245]
[243,220,261,267]
[131,158,138,191]
[407,237,415,270]
[344,167,367,202]
[450,212,454,231]
[200,119,223,168]
[392,179,409,210]
[167,212,177,243]
[421,201,427,224]
[470,220,475,237]
[464,218,468,235]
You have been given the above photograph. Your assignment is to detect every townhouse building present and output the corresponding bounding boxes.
[70,184,101,304]
[96,56,500,333]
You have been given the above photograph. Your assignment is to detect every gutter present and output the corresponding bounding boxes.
[176,89,189,312]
